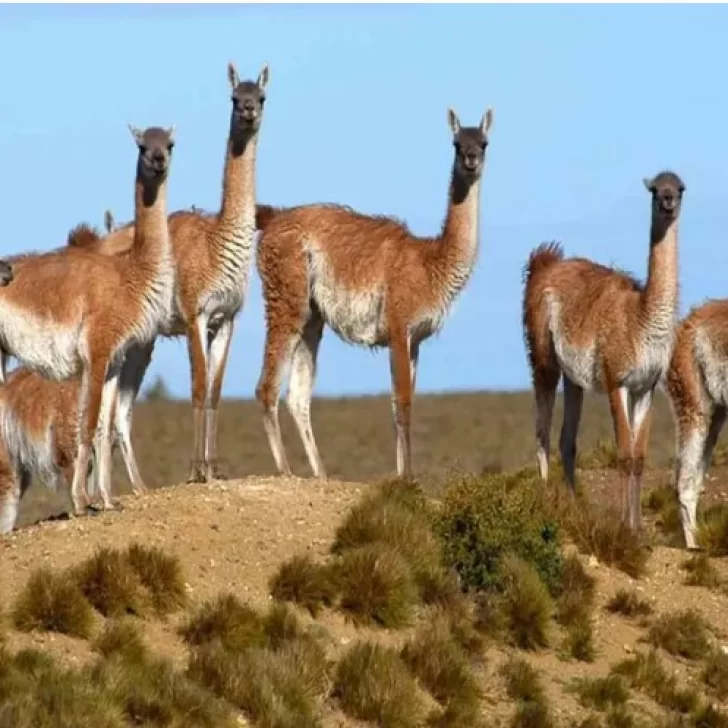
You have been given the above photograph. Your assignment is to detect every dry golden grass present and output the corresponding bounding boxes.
[269,554,338,617]
[572,674,630,711]
[178,592,266,652]
[647,609,712,661]
[74,548,146,618]
[605,589,653,619]
[93,618,148,664]
[500,555,553,650]
[697,504,728,556]
[681,553,722,589]
[333,641,426,728]
[701,649,728,702]
[500,656,554,728]
[12,568,94,639]
[124,543,187,616]
[336,543,418,628]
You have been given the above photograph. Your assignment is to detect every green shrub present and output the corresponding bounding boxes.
[647,609,711,660]
[269,554,338,616]
[438,470,563,595]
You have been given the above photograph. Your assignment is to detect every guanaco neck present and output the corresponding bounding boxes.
[215,125,258,249]
[129,165,169,273]
[428,165,483,302]
[639,214,679,336]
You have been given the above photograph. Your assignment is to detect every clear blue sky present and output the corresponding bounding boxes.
[1,4,726,399]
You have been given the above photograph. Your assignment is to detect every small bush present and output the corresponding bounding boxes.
[401,617,480,710]
[611,651,700,713]
[501,556,552,650]
[556,554,596,627]
[605,589,653,619]
[12,568,94,639]
[179,593,266,652]
[125,544,187,615]
[74,548,146,618]
[564,618,596,663]
[333,641,426,728]
[681,553,722,589]
[702,649,728,701]
[689,703,728,728]
[269,554,338,616]
[262,601,305,651]
[93,618,147,664]
[644,484,683,544]
[647,609,711,660]
[500,657,545,704]
[438,471,563,595]
[573,675,630,711]
[698,504,728,556]
[511,700,554,728]
[472,591,508,642]
[337,544,418,628]
[578,439,619,470]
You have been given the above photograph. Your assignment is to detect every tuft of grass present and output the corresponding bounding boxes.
[572,675,630,711]
[611,651,700,713]
[647,609,711,660]
[644,484,683,544]
[500,555,552,650]
[688,703,728,728]
[269,554,338,616]
[556,554,595,626]
[336,544,418,628]
[12,568,94,639]
[500,656,545,704]
[333,641,426,728]
[93,618,147,664]
[605,589,653,619]
[697,504,728,556]
[681,553,722,589]
[511,700,554,728]
[564,619,596,663]
[578,439,620,471]
[438,470,564,595]
[125,543,187,615]
[400,617,480,711]
[74,548,146,618]
[701,649,728,701]
[178,593,266,652]
[262,601,305,651]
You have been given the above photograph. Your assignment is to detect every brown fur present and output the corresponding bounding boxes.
[60,64,269,485]
[522,171,685,532]
[254,107,493,480]
[0,125,174,516]
[67,223,103,250]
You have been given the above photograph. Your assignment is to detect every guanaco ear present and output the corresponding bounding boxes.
[227,62,240,90]
[257,63,270,91]
[104,210,115,234]
[643,177,655,192]
[128,124,144,147]
[481,107,494,134]
[166,125,176,144]
[447,107,461,136]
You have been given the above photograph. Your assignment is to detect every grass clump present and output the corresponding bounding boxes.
[333,641,426,728]
[564,620,596,663]
[500,657,553,728]
[611,651,700,713]
[605,589,653,619]
[697,504,728,556]
[74,547,146,617]
[500,555,552,650]
[269,554,338,616]
[555,554,596,662]
[336,544,417,628]
[681,553,722,589]
[93,618,148,664]
[12,568,94,639]
[701,649,728,701]
[438,470,563,595]
[401,617,480,714]
[178,593,266,652]
[124,543,187,615]
[572,675,629,711]
[644,484,683,544]
[647,609,711,660]
[578,439,619,471]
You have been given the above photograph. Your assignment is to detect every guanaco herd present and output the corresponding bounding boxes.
[0,62,720,554]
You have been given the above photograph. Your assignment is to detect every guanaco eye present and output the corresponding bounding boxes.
[231,97,239,108]
[481,141,487,150]
[167,143,174,152]
[138,145,147,154]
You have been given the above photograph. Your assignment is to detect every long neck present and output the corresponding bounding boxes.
[216,129,258,239]
[130,167,169,270]
[428,166,482,300]
[640,215,679,333]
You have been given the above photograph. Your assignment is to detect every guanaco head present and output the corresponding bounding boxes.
[447,107,493,180]
[227,62,268,137]
[644,171,685,223]
[128,125,175,183]
[0,260,13,286]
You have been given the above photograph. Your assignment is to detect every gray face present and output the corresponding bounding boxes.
[645,171,685,221]
[453,126,488,179]
[228,62,269,136]
[130,125,175,182]
[0,259,13,286]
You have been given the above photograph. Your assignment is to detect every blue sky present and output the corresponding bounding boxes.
[0,4,727,399]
